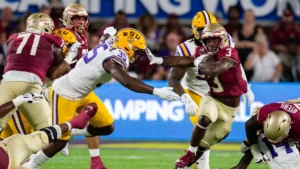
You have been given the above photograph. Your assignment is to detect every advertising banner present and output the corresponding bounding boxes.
[74,81,300,142]
[1,0,300,21]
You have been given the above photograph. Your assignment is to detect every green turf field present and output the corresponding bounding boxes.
[40,142,269,169]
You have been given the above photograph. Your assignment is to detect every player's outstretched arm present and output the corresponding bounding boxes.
[47,42,81,80]
[245,115,262,145]
[230,150,253,169]
[103,60,180,100]
[146,48,195,67]
[245,115,269,163]
[0,93,43,118]
[168,67,198,116]
[197,57,235,77]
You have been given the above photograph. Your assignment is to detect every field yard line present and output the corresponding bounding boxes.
[69,142,241,150]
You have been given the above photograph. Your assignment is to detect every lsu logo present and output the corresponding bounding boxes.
[123,31,141,42]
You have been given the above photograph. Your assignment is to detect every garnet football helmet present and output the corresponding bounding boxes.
[201,23,228,55]
[62,3,89,33]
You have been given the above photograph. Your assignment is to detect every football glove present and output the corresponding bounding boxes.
[103,26,117,36]
[12,93,44,107]
[64,42,81,64]
[250,144,269,163]
[146,48,163,65]
[241,140,251,153]
[181,93,198,116]
[242,84,255,106]
[153,87,180,100]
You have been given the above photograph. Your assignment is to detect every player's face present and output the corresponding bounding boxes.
[204,37,220,53]
[132,49,146,62]
[72,16,88,34]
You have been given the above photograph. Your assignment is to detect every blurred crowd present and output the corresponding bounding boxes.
[1,2,300,82]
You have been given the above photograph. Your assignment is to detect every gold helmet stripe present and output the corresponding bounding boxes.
[202,11,210,24]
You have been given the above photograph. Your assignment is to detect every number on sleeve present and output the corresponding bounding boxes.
[16,33,41,56]
[262,137,293,158]
[84,42,108,64]
[207,76,224,93]
[225,48,232,57]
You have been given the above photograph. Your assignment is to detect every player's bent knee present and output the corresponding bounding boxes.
[197,115,212,128]
[87,123,114,136]
[40,127,58,142]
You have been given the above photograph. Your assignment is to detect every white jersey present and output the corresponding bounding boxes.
[175,34,235,96]
[52,41,129,100]
[257,134,300,169]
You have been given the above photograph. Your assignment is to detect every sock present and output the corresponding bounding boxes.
[65,122,72,131]
[196,150,210,169]
[29,150,51,168]
[71,125,91,136]
[89,149,100,157]
[52,125,62,138]
[188,145,198,153]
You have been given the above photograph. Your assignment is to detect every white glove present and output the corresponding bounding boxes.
[193,54,208,67]
[146,48,163,65]
[64,42,81,64]
[181,93,198,116]
[242,84,255,106]
[103,26,117,36]
[12,93,44,107]
[153,87,180,100]
[240,140,250,153]
[250,144,269,163]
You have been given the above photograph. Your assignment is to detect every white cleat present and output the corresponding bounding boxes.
[61,143,69,157]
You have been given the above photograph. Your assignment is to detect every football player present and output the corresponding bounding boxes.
[146,23,248,168]
[57,4,106,168]
[25,28,180,169]
[0,93,97,169]
[0,13,79,136]
[240,99,300,169]
[231,133,300,169]
[166,11,254,169]
[0,26,79,141]
[169,11,253,169]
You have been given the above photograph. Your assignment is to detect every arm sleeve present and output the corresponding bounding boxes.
[217,47,239,64]
[109,49,129,69]
[46,34,64,48]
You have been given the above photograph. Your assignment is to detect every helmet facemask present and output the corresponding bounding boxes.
[201,23,228,55]
[71,16,89,34]
[202,37,221,55]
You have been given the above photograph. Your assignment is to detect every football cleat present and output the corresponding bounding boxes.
[61,143,69,157]
[175,150,196,169]
[91,156,107,169]
[69,103,98,129]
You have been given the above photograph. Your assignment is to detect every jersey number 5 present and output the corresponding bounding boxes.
[16,33,41,56]
[84,42,108,64]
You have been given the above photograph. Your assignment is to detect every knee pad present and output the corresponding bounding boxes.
[40,126,58,142]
